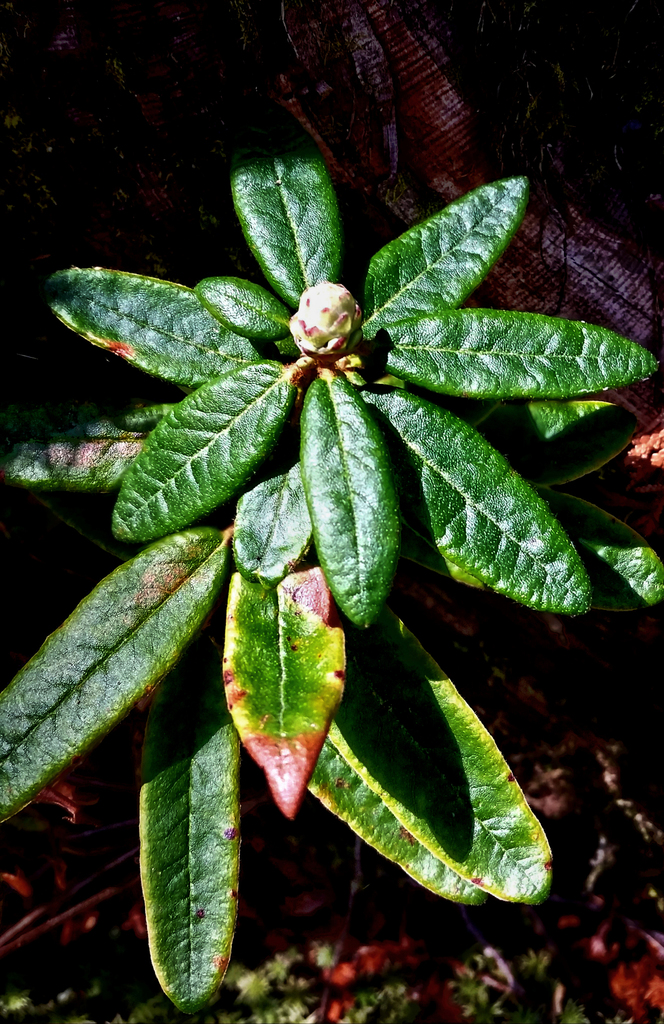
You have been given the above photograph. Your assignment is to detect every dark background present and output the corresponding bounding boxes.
[1,2,663,1020]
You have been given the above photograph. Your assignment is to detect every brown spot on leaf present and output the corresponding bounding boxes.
[229,889,238,899]
[471,877,484,886]
[212,954,229,971]
[223,827,238,840]
[335,777,350,789]
[399,827,416,845]
[544,860,553,871]
[281,566,341,628]
[226,688,247,710]
[223,668,248,711]
[333,670,345,680]
[135,562,188,606]
[290,643,299,651]
[196,908,205,918]
[242,730,327,820]
[104,340,135,359]
[507,772,516,782]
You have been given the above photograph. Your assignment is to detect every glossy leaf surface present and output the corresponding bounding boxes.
[1,405,169,492]
[480,401,636,484]
[300,374,400,627]
[141,639,240,1013]
[224,569,345,818]
[196,277,291,341]
[310,739,486,904]
[0,529,231,821]
[537,488,664,610]
[400,523,485,589]
[233,447,312,587]
[231,121,343,306]
[44,269,262,388]
[113,363,296,543]
[331,608,552,902]
[386,310,658,398]
[364,387,591,614]
[362,178,528,338]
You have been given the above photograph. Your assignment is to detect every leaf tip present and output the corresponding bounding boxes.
[243,733,326,819]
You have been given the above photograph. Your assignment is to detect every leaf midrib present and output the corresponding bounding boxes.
[230,291,290,328]
[123,373,287,523]
[399,424,564,582]
[0,542,223,772]
[254,470,291,574]
[363,189,509,332]
[392,340,607,364]
[325,381,363,593]
[71,292,253,363]
[273,156,309,293]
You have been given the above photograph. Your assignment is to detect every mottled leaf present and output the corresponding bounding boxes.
[234,445,312,587]
[363,387,591,614]
[331,607,552,902]
[310,739,487,904]
[537,488,664,610]
[300,374,400,627]
[113,362,296,543]
[231,116,343,306]
[386,310,658,398]
[0,528,232,821]
[480,400,636,484]
[1,406,170,492]
[362,178,529,338]
[141,639,240,1013]
[224,568,345,818]
[196,276,291,341]
[43,269,262,388]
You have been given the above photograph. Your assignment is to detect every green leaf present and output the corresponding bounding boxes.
[224,568,345,818]
[233,445,312,587]
[0,528,232,822]
[196,277,291,341]
[536,488,664,610]
[363,387,591,614]
[331,607,552,902]
[43,269,263,389]
[310,739,487,904]
[141,638,240,1013]
[1,406,170,493]
[362,178,529,338]
[385,310,658,398]
[479,400,636,484]
[300,373,401,627]
[400,522,485,589]
[113,362,296,543]
[35,493,142,561]
[231,120,343,306]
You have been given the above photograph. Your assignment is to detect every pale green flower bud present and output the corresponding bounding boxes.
[290,282,362,356]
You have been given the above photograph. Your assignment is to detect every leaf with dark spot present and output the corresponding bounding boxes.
[44,269,263,388]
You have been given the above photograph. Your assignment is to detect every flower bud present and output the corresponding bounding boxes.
[290,282,362,357]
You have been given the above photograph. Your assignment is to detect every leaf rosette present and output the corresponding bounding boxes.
[1,103,661,1013]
